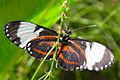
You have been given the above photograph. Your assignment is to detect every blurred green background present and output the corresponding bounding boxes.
[0,0,120,80]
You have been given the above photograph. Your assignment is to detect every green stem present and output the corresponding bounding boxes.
[31,44,56,80]
[31,0,69,79]
[41,30,61,80]
[31,33,61,80]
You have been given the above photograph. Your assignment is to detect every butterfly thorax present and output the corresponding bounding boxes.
[61,29,71,42]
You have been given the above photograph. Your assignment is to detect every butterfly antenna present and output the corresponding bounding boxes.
[62,22,68,31]
[71,24,97,32]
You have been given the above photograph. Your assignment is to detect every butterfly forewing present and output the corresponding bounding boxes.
[4,21,58,48]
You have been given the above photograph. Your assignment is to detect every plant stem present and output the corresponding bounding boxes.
[39,28,61,80]
[31,44,56,80]
[31,0,69,80]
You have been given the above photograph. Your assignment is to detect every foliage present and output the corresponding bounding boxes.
[0,0,120,80]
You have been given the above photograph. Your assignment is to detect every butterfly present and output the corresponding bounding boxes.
[4,21,114,71]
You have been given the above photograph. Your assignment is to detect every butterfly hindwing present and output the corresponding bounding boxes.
[58,38,114,71]
[4,21,58,48]
[57,39,87,71]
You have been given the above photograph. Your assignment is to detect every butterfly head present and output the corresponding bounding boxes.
[61,29,71,42]
[65,29,71,35]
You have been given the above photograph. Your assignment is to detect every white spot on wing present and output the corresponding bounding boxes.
[100,66,103,70]
[85,42,106,70]
[76,67,79,70]
[105,65,108,68]
[27,47,31,51]
[30,51,32,54]
[6,29,8,32]
[95,67,99,71]
[83,61,86,66]
[80,65,83,69]
[14,41,17,44]
[7,34,9,36]
[108,61,111,65]
[84,66,86,69]
[110,54,114,61]
[9,37,12,40]
[6,25,9,28]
